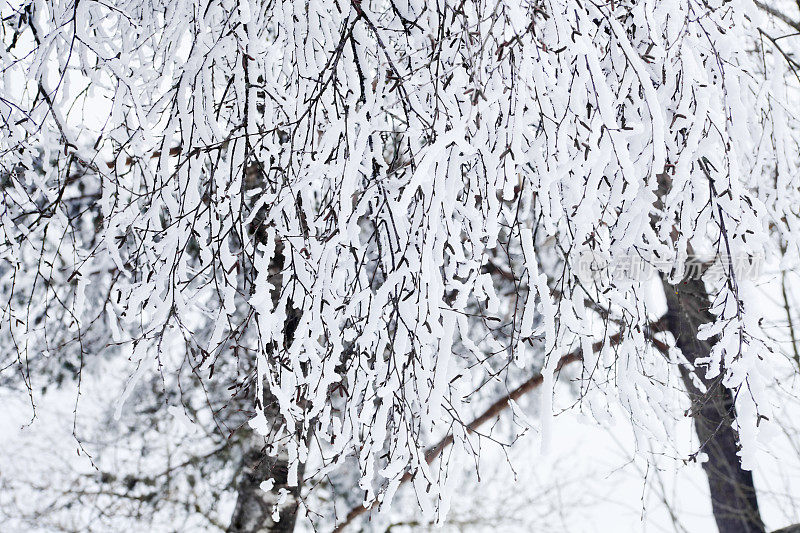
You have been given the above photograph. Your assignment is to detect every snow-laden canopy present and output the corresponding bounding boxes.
[1,0,799,522]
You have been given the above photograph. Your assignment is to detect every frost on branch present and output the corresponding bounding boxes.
[1,0,798,524]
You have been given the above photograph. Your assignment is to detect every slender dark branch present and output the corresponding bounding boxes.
[754,0,800,32]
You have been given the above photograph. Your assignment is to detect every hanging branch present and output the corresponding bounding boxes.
[332,322,670,532]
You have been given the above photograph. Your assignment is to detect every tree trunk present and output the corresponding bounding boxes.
[660,276,764,533]
[227,227,306,532]
[227,431,304,533]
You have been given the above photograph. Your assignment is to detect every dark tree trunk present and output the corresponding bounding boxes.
[227,231,306,532]
[227,430,304,533]
[661,275,764,533]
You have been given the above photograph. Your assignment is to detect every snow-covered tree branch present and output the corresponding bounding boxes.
[2,0,800,530]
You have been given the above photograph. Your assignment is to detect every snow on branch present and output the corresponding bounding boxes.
[1,0,799,525]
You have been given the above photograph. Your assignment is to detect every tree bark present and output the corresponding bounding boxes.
[661,276,764,533]
[227,317,305,533]
[227,229,306,532]
[227,430,304,533]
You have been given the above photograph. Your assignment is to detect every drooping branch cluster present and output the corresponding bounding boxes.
[1,0,799,524]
